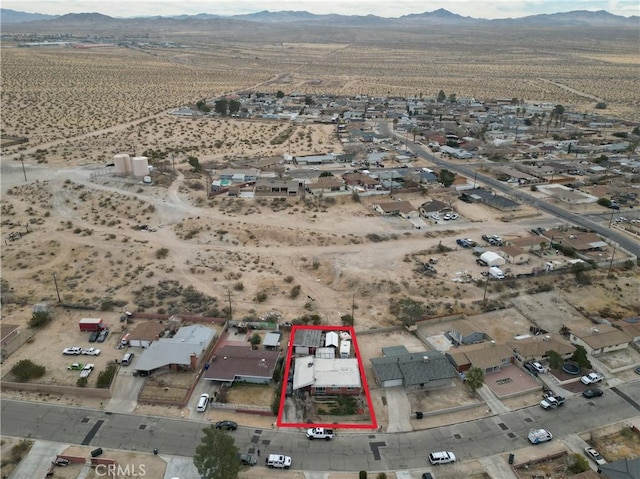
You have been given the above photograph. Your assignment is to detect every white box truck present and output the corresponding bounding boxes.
[489,266,505,279]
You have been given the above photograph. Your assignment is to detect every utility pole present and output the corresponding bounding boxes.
[607,245,616,278]
[20,157,27,182]
[171,152,176,174]
[351,293,355,324]
[482,277,490,303]
[53,272,61,303]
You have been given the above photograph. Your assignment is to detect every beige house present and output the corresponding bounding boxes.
[446,342,514,374]
[499,245,530,264]
[610,318,640,344]
[507,335,575,363]
[569,325,632,356]
[374,200,417,219]
[508,236,547,252]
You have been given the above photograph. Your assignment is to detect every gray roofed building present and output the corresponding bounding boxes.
[370,350,456,390]
[461,188,520,211]
[203,345,279,384]
[381,345,409,357]
[293,329,323,348]
[263,331,282,350]
[598,457,640,479]
[134,325,216,374]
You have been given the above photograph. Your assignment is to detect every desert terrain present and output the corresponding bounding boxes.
[1,17,640,478]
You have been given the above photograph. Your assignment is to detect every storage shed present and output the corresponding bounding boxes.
[480,251,506,267]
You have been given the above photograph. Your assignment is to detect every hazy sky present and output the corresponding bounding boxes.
[4,0,639,19]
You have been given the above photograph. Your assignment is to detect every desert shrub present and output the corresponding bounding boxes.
[29,311,51,328]
[156,247,169,259]
[96,364,118,389]
[377,474,387,479]
[11,359,46,381]
[77,377,88,387]
[341,314,354,326]
[283,275,294,284]
[233,282,244,291]
[289,285,301,298]
[568,453,589,473]
[256,292,268,303]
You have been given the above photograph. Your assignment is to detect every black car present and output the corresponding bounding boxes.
[96,328,109,343]
[582,388,603,398]
[52,458,70,466]
[215,420,238,430]
[88,330,100,342]
[421,473,434,479]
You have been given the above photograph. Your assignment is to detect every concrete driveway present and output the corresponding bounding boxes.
[106,363,146,413]
[384,386,412,432]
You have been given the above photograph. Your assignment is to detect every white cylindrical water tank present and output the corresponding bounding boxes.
[113,154,131,174]
[131,156,149,177]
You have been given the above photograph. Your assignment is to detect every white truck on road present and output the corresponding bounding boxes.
[266,454,292,469]
[306,427,334,440]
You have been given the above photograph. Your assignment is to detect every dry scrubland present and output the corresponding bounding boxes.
[1,25,639,152]
[1,25,640,329]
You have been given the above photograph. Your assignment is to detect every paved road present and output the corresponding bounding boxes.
[3,382,639,473]
[379,123,640,258]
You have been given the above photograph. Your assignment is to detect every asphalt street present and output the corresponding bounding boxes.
[2,382,639,472]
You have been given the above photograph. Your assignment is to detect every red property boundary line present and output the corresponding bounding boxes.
[276,324,377,430]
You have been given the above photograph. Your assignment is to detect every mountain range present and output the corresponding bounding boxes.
[1,7,638,27]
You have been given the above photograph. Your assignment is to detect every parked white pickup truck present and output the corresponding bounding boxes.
[306,427,334,440]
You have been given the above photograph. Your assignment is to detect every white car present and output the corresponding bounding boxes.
[62,347,82,355]
[81,348,101,356]
[428,451,457,465]
[449,213,459,220]
[531,362,545,373]
[580,372,604,385]
[584,446,606,466]
[79,364,94,378]
[443,213,453,220]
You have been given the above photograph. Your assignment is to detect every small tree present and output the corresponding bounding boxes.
[546,350,564,370]
[436,90,446,102]
[187,156,202,173]
[193,426,241,479]
[250,333,261,348]
[439,169,457,187]
[571,345,592,370]
[465,366,485,392]
[11,359,46,381]
[214,98,228,115]
[276,90,285,99]
[359,471,368,479]
[228,99,241,115]
[29,311,52,328]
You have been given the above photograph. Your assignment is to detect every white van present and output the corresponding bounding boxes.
[196,393,209,412]
[121,352,134,366]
